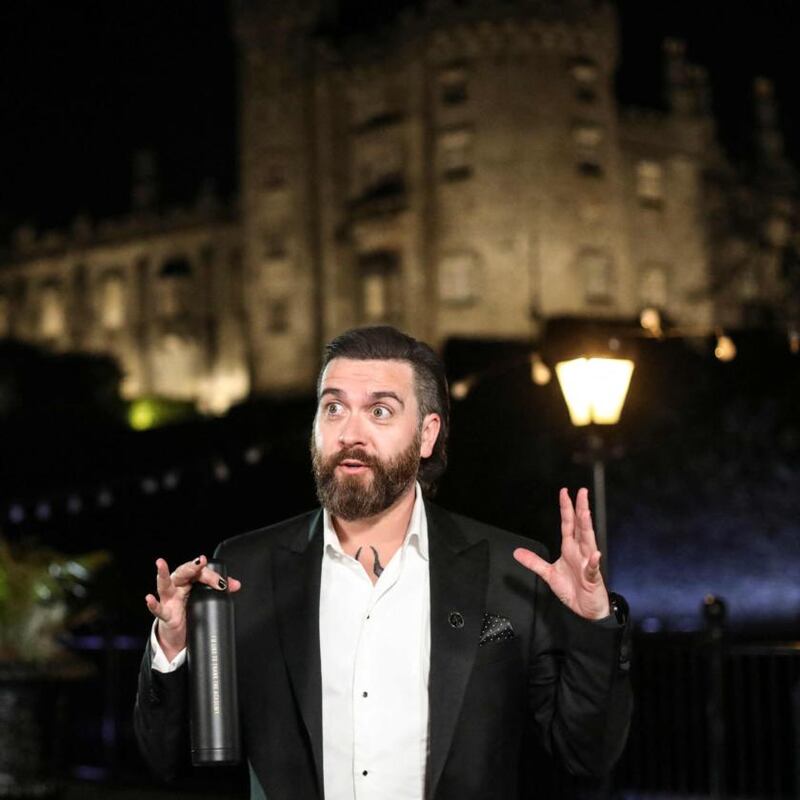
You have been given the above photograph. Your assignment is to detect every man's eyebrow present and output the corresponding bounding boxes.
[317,387,405,408]
[368,391,405,408]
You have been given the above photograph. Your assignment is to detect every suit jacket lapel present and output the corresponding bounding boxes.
[272,511,324,797]
[425,502,489,800]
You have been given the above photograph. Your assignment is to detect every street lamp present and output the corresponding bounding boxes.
[555,356,634,583]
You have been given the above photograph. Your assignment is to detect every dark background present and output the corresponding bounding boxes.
[1,4,799,793]
[1,0,797,632]
[2,1,800,235]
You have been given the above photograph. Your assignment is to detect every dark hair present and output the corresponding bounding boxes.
[319,326,450,496]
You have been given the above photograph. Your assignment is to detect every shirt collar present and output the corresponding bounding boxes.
[323,481,429,561]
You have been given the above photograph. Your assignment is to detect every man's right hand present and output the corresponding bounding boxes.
[144,556,242,662]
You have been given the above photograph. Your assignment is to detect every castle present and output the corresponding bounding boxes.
[1,0,796,412]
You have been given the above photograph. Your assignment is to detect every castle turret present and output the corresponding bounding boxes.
[131,150,159,212]
[754,77,786,166]
[663,39,712,119]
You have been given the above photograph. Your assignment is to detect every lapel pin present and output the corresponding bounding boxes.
[448,611,464,629]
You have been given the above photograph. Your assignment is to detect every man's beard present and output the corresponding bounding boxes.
[310,431,421,521]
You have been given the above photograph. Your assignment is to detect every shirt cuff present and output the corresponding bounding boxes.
[150,619,187,673]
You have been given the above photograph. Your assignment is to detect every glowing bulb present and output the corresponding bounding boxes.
[530,354,552,386]
[640,307,662,337]
[714,335,736,362]
[555,357,635,426]
[451,379,472,401]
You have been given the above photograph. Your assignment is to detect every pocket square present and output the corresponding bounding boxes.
[479,613,515,646]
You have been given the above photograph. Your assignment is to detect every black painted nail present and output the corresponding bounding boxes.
[218,578,227,590]
[194,558,201,565]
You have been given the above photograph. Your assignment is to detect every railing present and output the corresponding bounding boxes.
[615,608,800,799]
[64,616,800,798]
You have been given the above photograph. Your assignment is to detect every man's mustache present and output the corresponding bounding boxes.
[331,448,379,468]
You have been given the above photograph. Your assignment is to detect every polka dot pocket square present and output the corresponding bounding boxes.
[479,613,515,646]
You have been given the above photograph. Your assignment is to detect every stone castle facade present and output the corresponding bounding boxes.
[1,0,796,410]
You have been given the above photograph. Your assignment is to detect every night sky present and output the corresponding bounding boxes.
[2,1,800,242]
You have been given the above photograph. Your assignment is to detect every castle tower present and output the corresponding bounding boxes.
[233,0,328,393]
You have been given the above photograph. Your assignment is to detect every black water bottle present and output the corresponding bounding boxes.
[187,559,241,766]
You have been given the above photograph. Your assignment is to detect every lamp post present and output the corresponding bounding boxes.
[555,356,634,584]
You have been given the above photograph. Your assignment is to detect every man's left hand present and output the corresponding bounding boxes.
[513,487,610,620]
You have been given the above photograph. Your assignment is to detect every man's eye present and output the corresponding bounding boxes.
[372,406,391,419]
[326,402,342,415]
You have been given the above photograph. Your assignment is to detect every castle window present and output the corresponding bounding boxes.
[40,282,66,339]
[571,58,599,103]
[158,258,193,318]
[267,298,290,334]
[738,267,759,301]
[363,273,388,321]
[99,272,126,331]
[640,263,668,307]
[351,132,406,202]
[438,128,473,181]
[580,250,613,304]
[574,124,604,178]
[636,160,664,208]
[439,252,477,304]
[439,66,468,106]
[358,251,401,324]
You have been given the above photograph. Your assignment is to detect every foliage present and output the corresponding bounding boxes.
[0,538,110,663]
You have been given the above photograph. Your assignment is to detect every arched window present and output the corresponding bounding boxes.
[100,271,126,330]
[636,160,664,208]
[158,258,193,318]
[438,252,478,305]
[358,251,401,324]
[573,123,604,178]
[40,282,66,339]
[579,250,614,304]
[571,57,599,104]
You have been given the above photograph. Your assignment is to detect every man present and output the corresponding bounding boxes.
[135,325,632,799]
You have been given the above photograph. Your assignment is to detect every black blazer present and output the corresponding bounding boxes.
[135,501,632,799]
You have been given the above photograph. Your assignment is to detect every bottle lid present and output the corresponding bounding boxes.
[190,558,228,594]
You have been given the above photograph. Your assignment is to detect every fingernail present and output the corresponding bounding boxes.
[194,557,201,565]
[218,578,227,590]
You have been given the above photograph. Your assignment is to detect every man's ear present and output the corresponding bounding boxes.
[419,413,441,458]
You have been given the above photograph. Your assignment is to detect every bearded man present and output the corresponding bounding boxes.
[135,325,632,800]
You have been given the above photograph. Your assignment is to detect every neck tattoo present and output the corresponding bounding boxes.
[354,546,385,577]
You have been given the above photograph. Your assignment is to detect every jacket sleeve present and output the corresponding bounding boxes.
[133,639,191,781]
[527,575,633,777]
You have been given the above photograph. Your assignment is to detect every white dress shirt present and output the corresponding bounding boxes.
[319,482,430,799]
[151,482,432,799]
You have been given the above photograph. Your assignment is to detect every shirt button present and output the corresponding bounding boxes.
[362,691,368,698]
[362,770,368,776]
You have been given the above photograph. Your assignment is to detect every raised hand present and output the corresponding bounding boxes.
[144,555,242,661]
[513,488,610,620]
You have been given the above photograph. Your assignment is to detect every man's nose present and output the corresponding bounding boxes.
[337,413,368,447]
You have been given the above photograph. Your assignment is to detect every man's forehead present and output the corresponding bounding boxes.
[319,358,414,395]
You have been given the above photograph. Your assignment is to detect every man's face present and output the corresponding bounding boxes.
[310,358,440,521]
